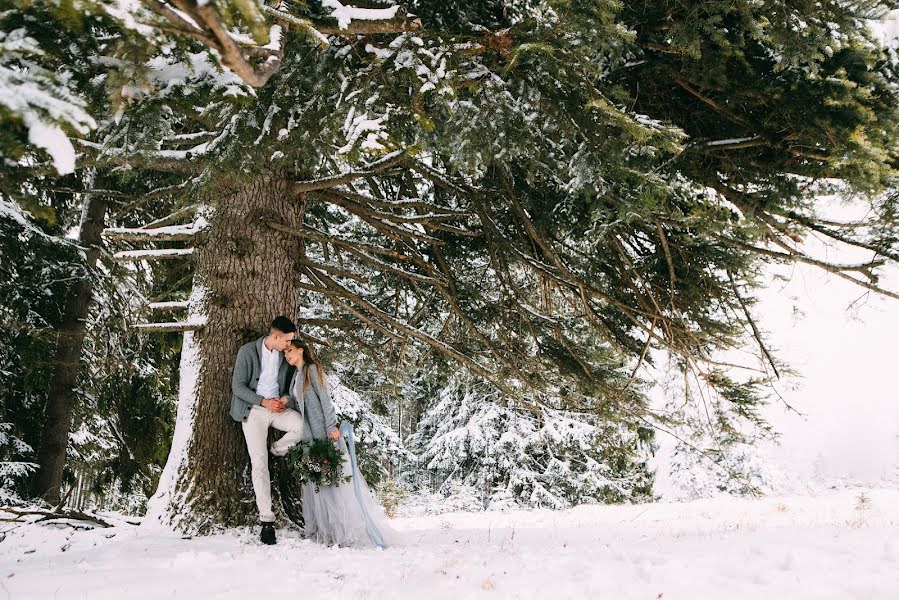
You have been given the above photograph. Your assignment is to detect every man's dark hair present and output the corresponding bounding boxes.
[270,315,296,334]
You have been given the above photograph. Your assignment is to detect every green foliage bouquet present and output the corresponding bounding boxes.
[290,439,350,492]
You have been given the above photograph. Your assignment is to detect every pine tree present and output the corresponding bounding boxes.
[1,0,897,530]
[406,367,655,509]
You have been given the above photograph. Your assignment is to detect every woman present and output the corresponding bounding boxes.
[283,338,397,548]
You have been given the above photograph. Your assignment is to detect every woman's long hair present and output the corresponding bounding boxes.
[288,338,327,393]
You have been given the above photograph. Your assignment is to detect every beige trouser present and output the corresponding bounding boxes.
[242,405,304,522]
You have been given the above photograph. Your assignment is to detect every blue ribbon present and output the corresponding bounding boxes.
[339,420,388,549]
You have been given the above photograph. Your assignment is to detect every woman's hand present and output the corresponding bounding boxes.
[328,428,340,441]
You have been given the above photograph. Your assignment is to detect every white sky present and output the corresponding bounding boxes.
[650,189,898,497]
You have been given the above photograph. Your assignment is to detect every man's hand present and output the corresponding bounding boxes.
[328,428,340,441]
[261,398,285,413]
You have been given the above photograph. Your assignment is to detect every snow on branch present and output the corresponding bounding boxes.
[316,1,421,35]
[143,0,283,88]
[141,205,198,230]
[322,0,399,29]
[112,248,194,262]
[103,224,202,242]
[261,5,329,47]
[0,28,96,175]
[131,318,206,333]
[139,1,420,87]
[147,301,190,310]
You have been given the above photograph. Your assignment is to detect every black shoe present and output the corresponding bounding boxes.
[260,522,276,545]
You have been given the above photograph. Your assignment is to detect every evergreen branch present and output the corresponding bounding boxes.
[327,195,447,244]
[293,150,410,193]
[267,220,445,285]
[261,5,329,46]
[312,8,422,36]
[265,220,413,262]
[699,136,765,150]
[112,183,193,219]
[413,159,698,354]
[203,4,279,84]
[133,0,285,88]
[297,257,368,283]
[712,233,899,300]
[674,79,756,133]
[313,189,473,225]
[0,507,113,528]
[619,317,656,395]
[300,267,517,396]
[655,218,677,311]
[147,300,190,310]
[779,209,899,263]
[727,271,780,379]
[427,243,534,386]
[150,273,193,303]
[317,187,473,217]
[263,4,422,38]
[73,139,204,175]
[295,317,360,328]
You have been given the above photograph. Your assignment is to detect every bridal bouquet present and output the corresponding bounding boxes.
[291,439,351,492]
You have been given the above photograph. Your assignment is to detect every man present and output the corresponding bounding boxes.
[230,315,303,545]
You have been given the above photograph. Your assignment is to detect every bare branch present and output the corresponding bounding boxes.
[103,225,201,242]
[113,248,194,262]
[292,150,409,193]
[148,300,190,310]
[131,320,205,333]
[141,205,198,230]
[727,271,780,379]
[712,233,898,300]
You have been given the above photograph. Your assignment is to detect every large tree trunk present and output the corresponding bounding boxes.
[34,195,107,505]
[146,173,305,533]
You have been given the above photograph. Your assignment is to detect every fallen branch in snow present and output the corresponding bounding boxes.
[0,507,114,528]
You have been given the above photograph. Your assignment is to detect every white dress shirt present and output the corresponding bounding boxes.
[256,338,282,399]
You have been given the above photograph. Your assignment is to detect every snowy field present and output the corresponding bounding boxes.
[1,487,896,599]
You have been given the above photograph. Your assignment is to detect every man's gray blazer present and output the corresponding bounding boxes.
[229,337,295,423]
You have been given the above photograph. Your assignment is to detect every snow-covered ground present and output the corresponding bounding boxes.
[1,487,896,599]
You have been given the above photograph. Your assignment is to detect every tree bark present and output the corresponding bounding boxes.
[146,172,305,533]
[34,195,107,504]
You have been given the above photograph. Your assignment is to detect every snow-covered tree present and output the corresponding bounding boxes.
[0,0,897,532]
[406,368,654,509]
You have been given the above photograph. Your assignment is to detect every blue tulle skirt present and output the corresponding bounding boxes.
[301,422,398,548]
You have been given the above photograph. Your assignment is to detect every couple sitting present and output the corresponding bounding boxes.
[229,316,394,548]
